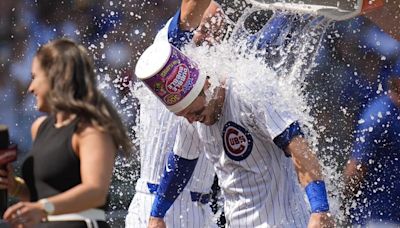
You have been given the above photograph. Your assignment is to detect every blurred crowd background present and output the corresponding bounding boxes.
[0,0,180,226]
[0,0,399,227]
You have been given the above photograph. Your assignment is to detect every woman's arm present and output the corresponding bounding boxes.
[3,125,116,225]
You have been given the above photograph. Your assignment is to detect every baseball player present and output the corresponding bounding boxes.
[125,89,216,228]
[343,73,400,227]
[125,2,219,228]
[135,0,335,227]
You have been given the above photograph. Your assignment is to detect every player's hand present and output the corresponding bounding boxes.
[308,212,335,228]
[148,216,166,228]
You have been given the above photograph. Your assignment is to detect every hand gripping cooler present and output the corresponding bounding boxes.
[248,0,384,20]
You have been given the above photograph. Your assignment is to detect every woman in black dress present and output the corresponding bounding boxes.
[0,38,132,228]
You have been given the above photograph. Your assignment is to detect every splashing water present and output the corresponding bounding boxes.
[88,1,181,226]
[3,0,394,226]
[182,7,346,221]
[107,2,344,226]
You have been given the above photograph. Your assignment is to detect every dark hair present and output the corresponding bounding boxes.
[35,38,132,155]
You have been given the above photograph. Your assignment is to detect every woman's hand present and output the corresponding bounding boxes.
[3,201,47,228]
[0,164,18,194]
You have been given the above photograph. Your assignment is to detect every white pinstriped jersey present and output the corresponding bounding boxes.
[136,87,215,194]
[126,88,216,228]
[126,16,216,226]
[191,78,310,227]
[134,15,215,193]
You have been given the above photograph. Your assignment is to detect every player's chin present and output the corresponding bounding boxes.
[202,117,217,126]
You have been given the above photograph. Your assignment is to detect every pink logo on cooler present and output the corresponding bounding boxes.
[165,64,189,94]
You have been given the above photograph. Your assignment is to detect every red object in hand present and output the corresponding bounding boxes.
[0,125,17,216]
[0,144,17,165]
[0,125,17,165]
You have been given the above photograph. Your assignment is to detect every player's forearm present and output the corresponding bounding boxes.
[288,136,330,215]
[364,0,400,40]
[193,1,225,45]
[180,0,212,31]
[150,152,198,218]
[287,136,323,187]
[342,159,365,202]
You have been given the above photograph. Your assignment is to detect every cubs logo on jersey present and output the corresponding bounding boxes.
[222,121,253,161]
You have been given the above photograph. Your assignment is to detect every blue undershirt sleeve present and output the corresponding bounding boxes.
[150,151,198,218]
[273,121,304,156]
[167,9,195,49]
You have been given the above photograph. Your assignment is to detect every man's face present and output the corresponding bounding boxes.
[176,86,224,126]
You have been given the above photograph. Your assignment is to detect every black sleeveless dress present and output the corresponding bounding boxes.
[22,116,110,228]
